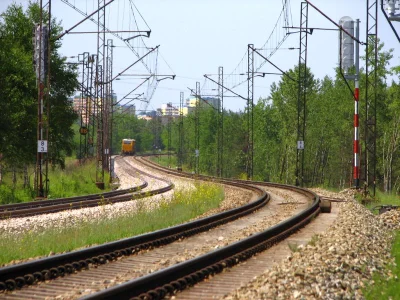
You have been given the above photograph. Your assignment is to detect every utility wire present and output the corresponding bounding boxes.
[224,0,292,91]
[131,1,151,30]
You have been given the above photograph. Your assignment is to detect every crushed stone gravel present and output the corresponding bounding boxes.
[223,188,399,300]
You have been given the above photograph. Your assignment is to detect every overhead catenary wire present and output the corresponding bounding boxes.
[59,0,166,116]
[223,0,293,91]
[131,1,151,31]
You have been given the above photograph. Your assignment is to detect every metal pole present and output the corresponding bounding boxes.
[296,2,309,187]
[95,0,105,189]
[365,0,378,196]
[178,92,184,171]
[107,39,113,180]
[35,0,50,198]
[195,82,200,175]
[83,52,90,159]
[79,53,85,163]
[247,44,254,181]
[35,1,44,199]
[354,19,360,189]
[168,102,172,168]
[44,0,51,197]
[89,54,96,157]
[217,66,224,177]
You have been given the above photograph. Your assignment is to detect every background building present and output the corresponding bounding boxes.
[71,92,120,124]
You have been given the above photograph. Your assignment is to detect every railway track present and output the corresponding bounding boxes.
[0,158,268,294]
[75,157,323,300]
[0,156,331,299]
[0,158,172,219]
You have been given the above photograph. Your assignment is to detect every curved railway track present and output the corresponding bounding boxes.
[0,159,267,293]
[78,157,322,300]
[0,158,172,219]
[0,156,332,299]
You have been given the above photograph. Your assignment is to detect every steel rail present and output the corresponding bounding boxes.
[0,183,147,216]
[0,168,267,291]
[75,155,321,300]
[85,207,319,300]
[81,159,320,299]
[0,181,176,219]
[0,158,151,218]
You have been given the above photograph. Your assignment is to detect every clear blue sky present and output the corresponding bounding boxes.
[1,0,400,112]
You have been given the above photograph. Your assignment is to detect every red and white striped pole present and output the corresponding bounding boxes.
[354,80,360,188]
[354,19,360,189]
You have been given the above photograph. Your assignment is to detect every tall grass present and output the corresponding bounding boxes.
[360,190,400,213]
[363,230,400,299]
[47,158,110,199]
[149,154,178,169]
[0,183,224,265]
[0,159,110,204]
[374,190,400,205]
[0,185,35,205]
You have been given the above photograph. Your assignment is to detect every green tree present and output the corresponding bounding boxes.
[0,4,37,167]
[0,3,78,170]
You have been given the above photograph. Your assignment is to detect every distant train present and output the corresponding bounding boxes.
[121,138,136,155]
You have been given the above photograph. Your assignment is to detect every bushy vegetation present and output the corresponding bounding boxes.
[357,190,400,212]
[47,158,111,198]
[0,183,223,265]
[0,184,35,205]
[0,159,109,204]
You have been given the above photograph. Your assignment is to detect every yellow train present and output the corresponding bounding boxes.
[121,138,136,155]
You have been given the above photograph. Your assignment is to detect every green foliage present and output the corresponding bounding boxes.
[361,189,399,212]
[308,234,319,247]
[0,2,78,169]
[0,159,109,203]
[149,153,178,169]
[363,230,400,299]
[111,40,400,193]
[0,184,35,205]
[288,242,300,252]
[47,158,110,198]
[0,183,224,265]
[374,190,400,205]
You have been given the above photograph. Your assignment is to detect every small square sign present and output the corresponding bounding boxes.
[38,140,48,153]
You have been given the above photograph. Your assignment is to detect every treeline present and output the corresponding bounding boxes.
[2,3,400,194]
[112,42,400,193]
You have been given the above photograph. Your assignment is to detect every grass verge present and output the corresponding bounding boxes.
[0,182,224,266]
[149,154,178,169]
[361,190,400,213]
[0,158,110,204]
[47,158,111,199]
[363,230,400,299]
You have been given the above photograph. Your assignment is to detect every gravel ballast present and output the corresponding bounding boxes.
[223,189,400,300]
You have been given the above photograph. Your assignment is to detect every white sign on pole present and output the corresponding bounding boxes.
[297,141,304,150]
[104,148,109,155]
[195,149,199,157]
[38,140,48,153]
